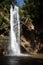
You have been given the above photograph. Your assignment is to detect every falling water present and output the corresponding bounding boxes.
[8,5,29,56]
[9,5,20,55]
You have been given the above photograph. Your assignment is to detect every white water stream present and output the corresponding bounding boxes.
[8,5,29,56]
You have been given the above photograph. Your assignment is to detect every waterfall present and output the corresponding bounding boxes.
[8,5,29,56]
[9,5,20,55]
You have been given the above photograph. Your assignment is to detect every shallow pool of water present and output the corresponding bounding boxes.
[0,56,43,65]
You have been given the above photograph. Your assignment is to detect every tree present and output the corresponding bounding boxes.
[0,0,11,38]
[20,0,43,54]
[22,0,40,19]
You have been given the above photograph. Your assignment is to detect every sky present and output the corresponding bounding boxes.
[17,0,24,7]
[11,0,24,7]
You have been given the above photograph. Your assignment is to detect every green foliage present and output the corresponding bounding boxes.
[0,0,10,17]
[0,0,10,28]
[21,0,40,19]
[20,0,43,34]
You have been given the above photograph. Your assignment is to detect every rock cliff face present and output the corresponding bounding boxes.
[21,20,43,54]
